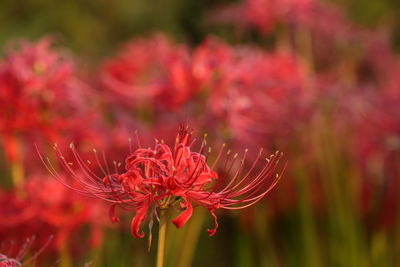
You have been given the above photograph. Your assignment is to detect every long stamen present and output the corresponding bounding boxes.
[135,130,141,148]
[220,152,285,208]
[211,143,226,169]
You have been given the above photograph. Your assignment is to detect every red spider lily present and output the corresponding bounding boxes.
[190,37,233,94]
[210,0,315,35]
[41,125,284,238]
[351,81,400,229]
[24,175,108,248]
[211,0,358,45]
[0,37,90,163]
[0,175,107,250]
[99,34,194,110]
[207,46,311,149]
[0,236,52,267]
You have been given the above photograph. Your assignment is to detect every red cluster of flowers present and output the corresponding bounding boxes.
[0,38,92,164]
[0,175,107,251]
[0,236,52,267]
[99,34,194,110]
[0,0,399,264]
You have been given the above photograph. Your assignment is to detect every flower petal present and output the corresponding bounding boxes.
[172,197,193,228]
[207,209,219,236]
[109,203,120,223]
[131,199,151,238]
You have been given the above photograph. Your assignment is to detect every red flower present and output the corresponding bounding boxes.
[0,175,108,250]
[0,37,91,163]
[211,0,315,35]
[43,125,284,238]
[0,236,52,267]
[99,34,194,110]
[203,44,311,150]
[190,37,233,94]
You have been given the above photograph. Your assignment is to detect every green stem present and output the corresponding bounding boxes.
[156,209,168,267]
[11,160,24,186]
[7,134,24,187]
[177,208,205,267]
[59,242,72,267]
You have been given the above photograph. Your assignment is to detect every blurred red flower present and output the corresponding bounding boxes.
[203,44,311,150]
[0,236,52,267]
[0,37,91,163]
[99,34,194,110]
[0,175,107,250]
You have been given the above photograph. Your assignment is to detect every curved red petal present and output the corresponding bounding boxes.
[172,197,193,228]
[131,199,151,238]
[207,209,219,236]
[109,203,120,223]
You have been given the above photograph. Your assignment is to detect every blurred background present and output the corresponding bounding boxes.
[1,0,400,54]
[0,0,400,266]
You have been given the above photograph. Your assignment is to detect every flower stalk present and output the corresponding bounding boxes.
[157,208,168,267]
[5,134,24,186]
[11,160,24,186]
